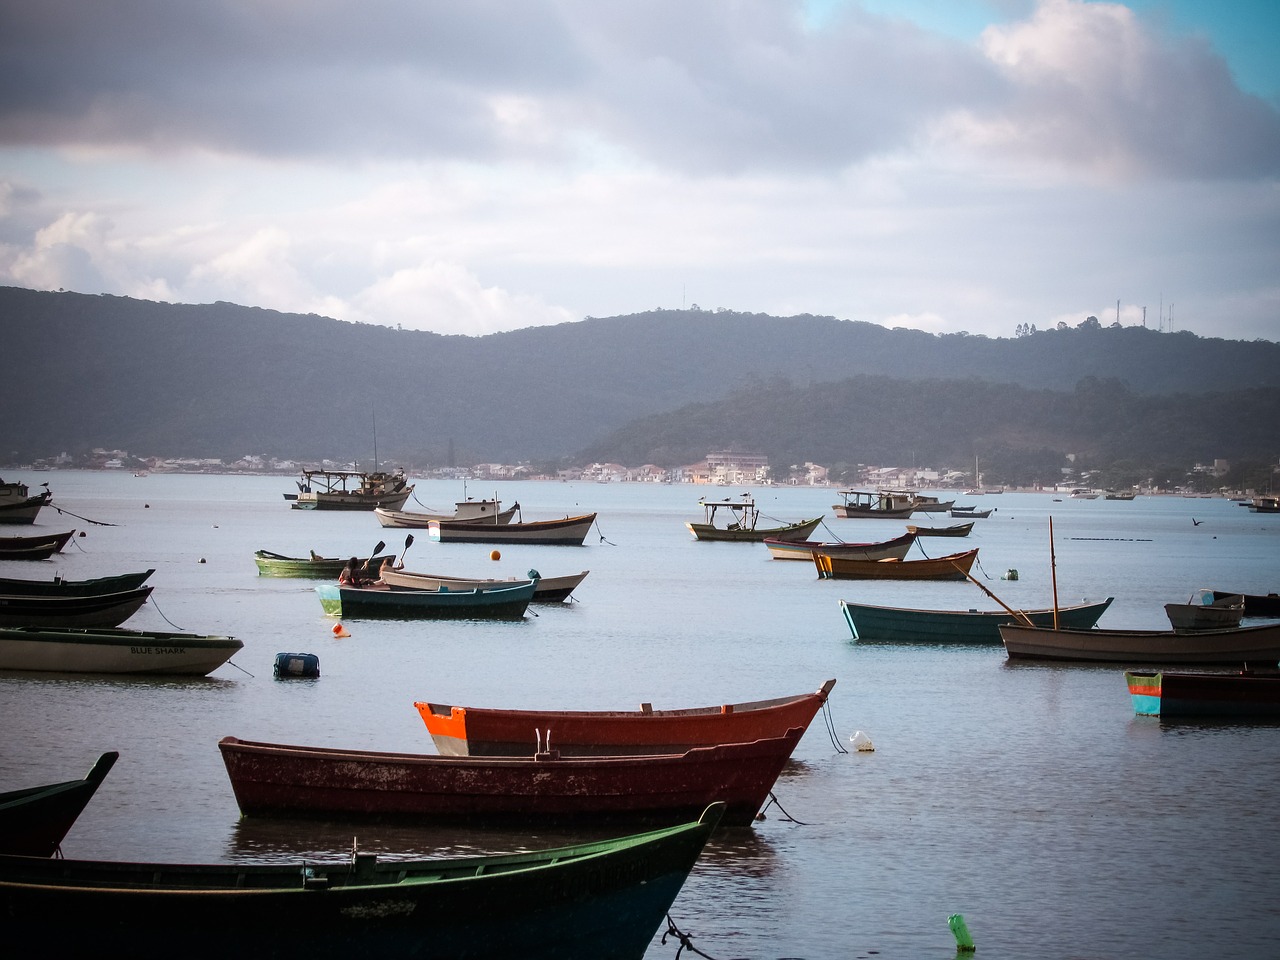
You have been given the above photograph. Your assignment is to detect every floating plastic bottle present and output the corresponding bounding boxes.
[948,913,976,952]
[849,730,875,752]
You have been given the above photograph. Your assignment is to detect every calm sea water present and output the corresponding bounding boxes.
[3,472,1279,959]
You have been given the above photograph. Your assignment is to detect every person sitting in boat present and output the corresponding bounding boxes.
[339,557,370,587]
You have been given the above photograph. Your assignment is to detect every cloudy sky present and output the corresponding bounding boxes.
[2,0,1277,340]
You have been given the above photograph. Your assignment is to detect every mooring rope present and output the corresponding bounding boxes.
[49,503,119,526]
[594,519,616,545]
[758,791,808,825]
[662,915,724,959]
[147,595,185,631]
[822,699,849,754]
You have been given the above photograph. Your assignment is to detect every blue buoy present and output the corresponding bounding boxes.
[274,652,320,679]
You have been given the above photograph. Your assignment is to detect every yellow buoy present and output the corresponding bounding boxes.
[490,549,501,561]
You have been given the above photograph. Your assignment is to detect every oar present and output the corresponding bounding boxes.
[363,540,386,576]
[953,561,1035,626]
[397,534,415,568]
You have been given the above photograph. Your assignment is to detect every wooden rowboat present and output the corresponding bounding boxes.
[686,496,822,543]
[0,530,75,561]
[949,506,993,518]
[814,548,978,581]
[0,586,153,629]
[428,513,597,546]
[839,597,1114,644]
[1211,590,1280,618]
[0,752,118,857]
[1164,590,1245,632]
[905,521,973,537]
[999,620,1280,665]
[0,804,723,960]
[1125,670,1280,719]
[382,566,589,603]
[219,728,804,828]
[762,531,915,561]
[0,626,242,675]
[415,679,837,756]
[0,569,154,597]
[316,580,536,620]
[374,498,518,528]
[253,550,396,578]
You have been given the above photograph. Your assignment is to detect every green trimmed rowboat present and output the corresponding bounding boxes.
[254,550,395,578]
[0,803,723,960]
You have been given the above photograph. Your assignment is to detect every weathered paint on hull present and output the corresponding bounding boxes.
[0,805,722,960]
[416,679,836,757]
[219,729,803,827]
[0,627,242,675]
[840,598,1114,644]
[1001,622,1280,665]
[1126,671,1280,718]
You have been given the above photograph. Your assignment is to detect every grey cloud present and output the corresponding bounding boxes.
[0,0,1276,179]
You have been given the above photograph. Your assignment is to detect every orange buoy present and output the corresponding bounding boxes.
[332,623,350,638]
[490,549,501,561]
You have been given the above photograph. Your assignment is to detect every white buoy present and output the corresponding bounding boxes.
[849,730,875,751]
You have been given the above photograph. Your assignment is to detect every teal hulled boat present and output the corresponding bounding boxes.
[0,803,723,960]
[839,597,1115,644]
[315,580,536,620]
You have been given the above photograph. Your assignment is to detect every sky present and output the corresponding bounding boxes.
[1,0,1278,341]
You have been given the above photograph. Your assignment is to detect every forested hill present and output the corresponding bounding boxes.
[3,285,1277,465]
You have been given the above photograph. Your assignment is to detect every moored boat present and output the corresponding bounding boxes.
[428,513,597,546]
[0,803,723,960]
[0,479,52,525]
[253,550,396,578]
[219,729,802,827]
[1211,591,1280,618]
[685,496,821,542]
[288,468,413,511]
[0,751,118,857]
[382,566,589,603]
[0,569,154,597]
[415,679,837,756]
[999,621,1280,665]
[763,531,915,561]
[948,506,993,518]
[1164,589,1245,632]
[0,530,76,561]
[0,626,242,675]
[814,548,978,581]
[839,597,1114,644]
[316,580,536,620]
[374,497,518,528]
[830,489,915,519]
[905,521,974,537]
[1125,670,1280,719]
[0,585,153,629]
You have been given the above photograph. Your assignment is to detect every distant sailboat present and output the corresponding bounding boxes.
[965,456,983,496]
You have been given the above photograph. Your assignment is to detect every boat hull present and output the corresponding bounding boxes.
[814,549,978,581]
[428,513,596,546]
[1126,671,1280,718]
[686,516,822,543]
[219,730,803,828]
[1000,621,1280,665]
[253,551,395,578]
[1164,599,1245,632]
[0,530,75,561]
[0,570,154,597]
[374,504,518,527]
[0,627,243,675]
[0,491,52,525]
[1212,591,1280,618]
[0,752,117,857]
[905,522,973,537]
[382,567,588,603]
[0,805,722,960]
[840,598,1114,644]
[763,532,914,561]
[0,586,152,629]
[415,679,836,757]
[315,581,535,620]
